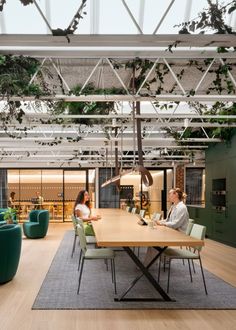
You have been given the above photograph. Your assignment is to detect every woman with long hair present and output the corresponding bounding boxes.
[74,190,100,222]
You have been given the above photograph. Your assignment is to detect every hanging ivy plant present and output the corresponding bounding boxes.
[0,54,54,140]
[0,0,88,43]
[0,0,33,11]
[53,83,126,126]
[173,0,236,52]
[0,54,45,96]
[170,101,236,144]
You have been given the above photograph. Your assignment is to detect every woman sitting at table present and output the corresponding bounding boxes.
[144,187,189,265]
[156,188,188,232]
[74,190,100,236]
[8,191,16,208]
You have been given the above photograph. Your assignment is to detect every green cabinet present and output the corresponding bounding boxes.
[190,135,236,247]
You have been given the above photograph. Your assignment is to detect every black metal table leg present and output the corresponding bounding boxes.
[114,246,174,302]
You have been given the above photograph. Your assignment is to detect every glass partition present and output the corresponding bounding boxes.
[41,169,63,221]
[186,168,205,206]
[7,169,88,222]
[64,170,87,221]
[120,169,173,219]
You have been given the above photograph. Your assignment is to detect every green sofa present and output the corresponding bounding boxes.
[23,209,50,239]
[0,224,22,284]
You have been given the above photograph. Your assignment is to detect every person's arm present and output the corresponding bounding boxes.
[162,205,188,230]
[156,219,166,226]
[75,208,99,221]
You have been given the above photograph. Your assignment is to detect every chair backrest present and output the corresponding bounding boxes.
[71,215,85,235]
[190,223,206,251]
[152,212,162,221]
[185,218,194,235]
[71,215,78,230]
[131,207,137,214]
[126,206,131,212]
[76,224,87,254]
[76,217,84,227]
[139,209,145,218]
[29,210,41,222]
[37,210,50,233]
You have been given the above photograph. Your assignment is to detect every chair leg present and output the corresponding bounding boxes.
[157,255,161,282]
[110,259,114,283]
[187,259,193,282]
[78,249,82,271]
[104,259,108,271]
[167,258,171,293]
[77,257,85,294]
[137,247,140,257]
[71,233,77,258]
[191,259,196,273]
[199,257,208,295]
[111,258,117,294]
[163,256,166,272]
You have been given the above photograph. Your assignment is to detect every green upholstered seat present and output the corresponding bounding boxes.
[0,224,22,284]
[161,224,207,294]
[71,215,96,258]
[0,220,7,226]
[23,209,50,239]
[76,224,116,295]
[27,209,41,222]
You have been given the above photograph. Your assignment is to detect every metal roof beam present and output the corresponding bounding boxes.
[4,95,236,102]
[0,34,236,48]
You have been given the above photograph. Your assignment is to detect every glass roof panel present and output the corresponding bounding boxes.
[0,0,235,35]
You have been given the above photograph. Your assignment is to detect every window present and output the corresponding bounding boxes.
[186,168,205,206]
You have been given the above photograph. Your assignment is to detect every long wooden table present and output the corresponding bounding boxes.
[92,208,204,302]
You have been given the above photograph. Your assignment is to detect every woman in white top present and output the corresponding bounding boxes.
[74,190,100,221]
[156,188,188,232]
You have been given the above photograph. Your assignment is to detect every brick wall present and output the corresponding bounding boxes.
[175,165,185,191]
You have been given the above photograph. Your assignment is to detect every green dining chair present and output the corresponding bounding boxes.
[126,206,131,212]
[71,215,96,258]
[161,218,196,274]
[186,218,195,235]
[76,224,117,295]
[139,209,146,218]
[162,223,207,294]
[152,212,162,221]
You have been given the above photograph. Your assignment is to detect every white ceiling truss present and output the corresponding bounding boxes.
[0,0,236,168]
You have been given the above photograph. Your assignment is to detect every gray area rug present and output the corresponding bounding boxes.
[32,230,236,310]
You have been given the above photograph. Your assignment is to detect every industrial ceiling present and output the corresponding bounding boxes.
[0,0,236,168]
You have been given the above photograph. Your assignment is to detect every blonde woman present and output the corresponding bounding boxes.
[156,188,188,232]
[144,188,189,265]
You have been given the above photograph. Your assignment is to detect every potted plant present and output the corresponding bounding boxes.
[0,208,17,224]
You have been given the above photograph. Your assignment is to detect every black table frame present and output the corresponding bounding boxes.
[114,246,174,302]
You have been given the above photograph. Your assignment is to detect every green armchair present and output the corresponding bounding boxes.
[0,224,22,284]
[23,209,50,239]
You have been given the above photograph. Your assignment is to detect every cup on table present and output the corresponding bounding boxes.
[148,220,154,229]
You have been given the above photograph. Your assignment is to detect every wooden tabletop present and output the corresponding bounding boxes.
[92,209,204,248]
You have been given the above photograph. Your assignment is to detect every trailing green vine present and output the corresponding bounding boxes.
[53,83,126,126]
[0,0,88,43]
